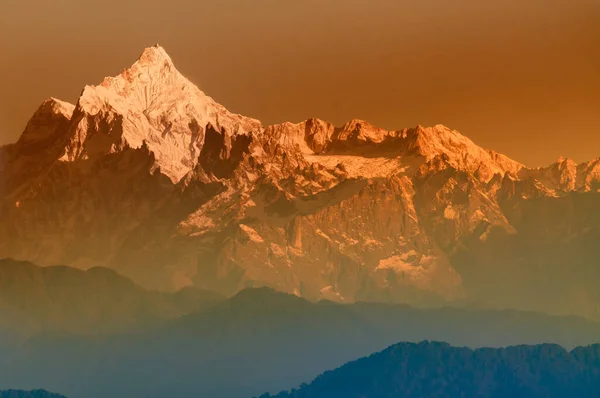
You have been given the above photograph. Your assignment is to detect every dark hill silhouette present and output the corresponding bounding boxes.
[0,390,66,398]
[258,341,600,398]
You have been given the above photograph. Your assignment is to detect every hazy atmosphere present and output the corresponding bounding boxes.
[3,2,600,397]
[1,0,599,166]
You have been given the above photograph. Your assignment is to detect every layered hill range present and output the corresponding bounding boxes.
[2,45,600,319]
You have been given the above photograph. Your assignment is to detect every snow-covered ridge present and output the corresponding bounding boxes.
[267,119,524,181]
[45,97,76,118]
[520,157,600,192]
[13,45,599,189]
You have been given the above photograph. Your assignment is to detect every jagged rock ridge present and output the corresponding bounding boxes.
[2,45,600,319]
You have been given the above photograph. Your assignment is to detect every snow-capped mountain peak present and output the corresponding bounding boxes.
[410,124,524,180]
[134,43,174,68]
[60,45,262,182]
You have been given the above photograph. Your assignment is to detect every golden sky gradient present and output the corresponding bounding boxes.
[0,0,598,166]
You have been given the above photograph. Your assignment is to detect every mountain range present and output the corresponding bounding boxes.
[259,341,600,398]
[1,44,600,321]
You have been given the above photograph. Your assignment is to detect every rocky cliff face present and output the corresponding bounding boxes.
[2,45,600,318]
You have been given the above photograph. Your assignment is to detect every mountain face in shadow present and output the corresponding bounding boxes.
[0,258,224,339]
[259,341,600,398]
[2,288,599,398]
[0,391,66,398]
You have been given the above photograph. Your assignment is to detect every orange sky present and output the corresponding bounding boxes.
[1,0,598,166]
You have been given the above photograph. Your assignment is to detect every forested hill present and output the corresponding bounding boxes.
[0,390,67,398]
[260,341,600,398]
